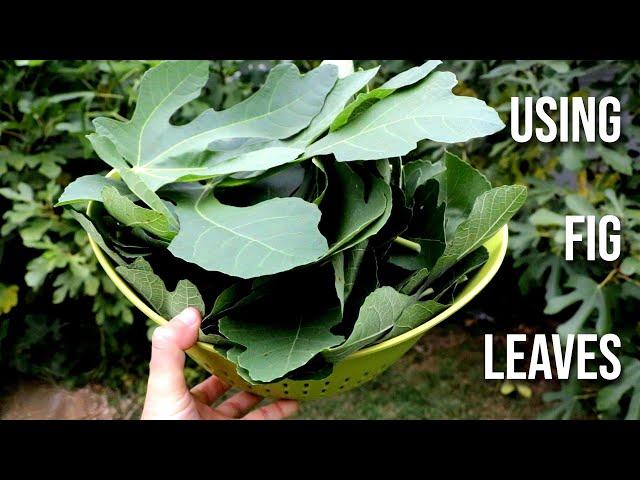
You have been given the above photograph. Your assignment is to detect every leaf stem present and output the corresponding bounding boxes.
[393,236,421,254]
[618,273,640,288]
[598,268,618,289]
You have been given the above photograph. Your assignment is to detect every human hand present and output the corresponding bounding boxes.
[141,307,299,420]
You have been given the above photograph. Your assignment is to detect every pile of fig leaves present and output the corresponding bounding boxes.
[58,60,527,383]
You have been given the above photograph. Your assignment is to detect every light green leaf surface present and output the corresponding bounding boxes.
[56,175,134,206]
[398,268,430,295]
[292,67,380,146]
[202,67,380,177]
[429,185,527,281]
[93,61,337,190]
[101,186,177,241]
[330,60,441,131]
[306,71,504,162]
[192,147,304,177]
[382,299,447,340]
[116,258,205,319]
[88,134,179,230]
[225,346,258,384]
[219,307,343,382]
[168,186,328,278]
[323,287,413,363]
[437,151,491,215]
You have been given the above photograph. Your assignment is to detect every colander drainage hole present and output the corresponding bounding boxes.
[265,389,271,393]
[324,381,330,386]
[304,383,309,387]
[364,371,369,376]
[339,385,344,390]
[284,390,289,395]
[303,391,309,395]
[283,383,288,388]
[321,389,327,393]
[344,378,350,383]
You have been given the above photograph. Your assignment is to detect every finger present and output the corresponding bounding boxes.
[243,400,299,420]
[146,308,201,401]
[215,391,263,418]
[191,375,232,405]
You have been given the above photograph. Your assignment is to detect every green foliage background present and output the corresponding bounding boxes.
[1,60,638,418]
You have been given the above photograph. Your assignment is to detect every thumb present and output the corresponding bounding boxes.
[145,307,201,408]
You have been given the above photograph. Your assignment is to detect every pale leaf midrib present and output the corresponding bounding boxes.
[142,96,305,169]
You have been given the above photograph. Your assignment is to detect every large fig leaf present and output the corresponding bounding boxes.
[116,257,205,319]
[201,67,380,176]
[323,287,413,363]
[330,60,441,131]
[167,185,328,278]
[219,306,343,382]
[305,71,504,162]
[93,61,337,190]
[428,185,527,282]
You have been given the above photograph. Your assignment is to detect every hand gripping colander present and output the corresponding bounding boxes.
[87,183,508,400]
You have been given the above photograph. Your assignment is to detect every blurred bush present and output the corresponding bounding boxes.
[0,60,291,390]
[1,60,638,418]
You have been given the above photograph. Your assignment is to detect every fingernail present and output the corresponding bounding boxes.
[176,308,199,327]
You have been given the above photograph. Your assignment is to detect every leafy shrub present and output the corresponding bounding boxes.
[381,60,640,419]
[0,60,288,389]
[463,60,640,420]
